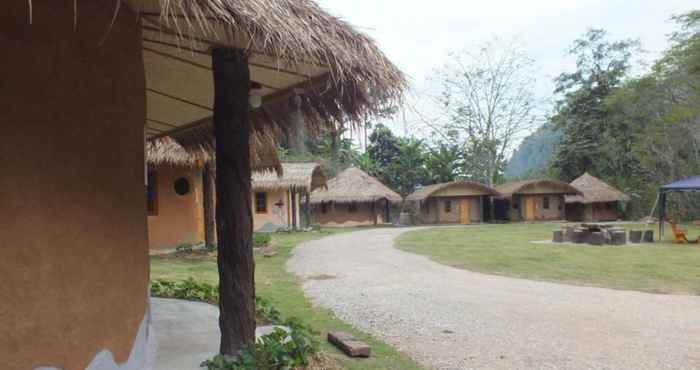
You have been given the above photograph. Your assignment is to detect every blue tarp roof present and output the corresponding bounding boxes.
[660,176,700,192]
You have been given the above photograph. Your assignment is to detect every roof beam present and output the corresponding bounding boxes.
[146,88,212,112]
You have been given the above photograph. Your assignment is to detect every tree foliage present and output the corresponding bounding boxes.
[549,29,641,181]
[431,40,539,185]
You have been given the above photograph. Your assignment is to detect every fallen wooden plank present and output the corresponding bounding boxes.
[328,332,371,358]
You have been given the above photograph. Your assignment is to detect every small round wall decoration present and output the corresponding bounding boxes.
[174,177,190,196]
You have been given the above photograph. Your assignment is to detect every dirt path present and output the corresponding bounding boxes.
[288,227,700,370]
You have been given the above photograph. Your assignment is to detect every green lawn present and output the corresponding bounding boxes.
[151,229,424,370]
[396,223,700,295]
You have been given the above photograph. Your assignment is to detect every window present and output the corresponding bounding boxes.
[512,200,519,210]
[255,192,267,213]
[146,170,158,216]
[174,177,190,196]
[444,200,452,213]
[543,196,550,210]
[348,202,358,213]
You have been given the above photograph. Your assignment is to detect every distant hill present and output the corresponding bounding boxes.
[505,124,560,179]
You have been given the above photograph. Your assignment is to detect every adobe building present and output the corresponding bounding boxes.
[310,168,402,227]
[494,180,581,221]
[565,173,631,222]
[406,182,500,224]
[251,163,327,231]
[3,1,404,369]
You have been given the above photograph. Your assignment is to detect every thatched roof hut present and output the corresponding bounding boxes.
[406,181,500,202]
[495,179,581,198]
[252,163,326,193]
[566,173,631,204]
[310,167,402,204]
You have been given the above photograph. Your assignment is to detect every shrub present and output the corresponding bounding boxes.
[255,296,281,324]
[201,318,318,370]
[150,278,218,304]
[253,233,272,248]
[150,279,282,324]
[175,243,195,255]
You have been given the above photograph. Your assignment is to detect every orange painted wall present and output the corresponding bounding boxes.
[1,2,149,369]
[252,189,291,230]
[148,165,204,250]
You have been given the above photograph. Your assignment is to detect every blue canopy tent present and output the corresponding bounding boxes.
[658,176,700,237]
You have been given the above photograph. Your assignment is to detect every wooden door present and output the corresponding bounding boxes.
[525,197,536,221]
[460,199,470,224]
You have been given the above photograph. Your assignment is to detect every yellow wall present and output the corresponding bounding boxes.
[510,195,565,221]
[1,1,149,369]
[148,165,204,250]
[252,189,291,230]
[419,196,482,224]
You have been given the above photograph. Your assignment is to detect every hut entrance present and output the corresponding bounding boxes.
[525,197,536,221]
[460,199,471,224]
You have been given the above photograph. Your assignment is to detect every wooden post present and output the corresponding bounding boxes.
[212,48,256,357]
[372,201,377,225]
[202,162,217,248]
[304,192,311,228]
[291,189,298,230]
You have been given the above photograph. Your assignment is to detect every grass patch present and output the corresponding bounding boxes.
[395,223,700,295]
[151,229,424,370]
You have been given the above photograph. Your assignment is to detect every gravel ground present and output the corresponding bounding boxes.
[287,227,700,370]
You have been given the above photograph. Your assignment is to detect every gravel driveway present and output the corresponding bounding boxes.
[288,227,700,370]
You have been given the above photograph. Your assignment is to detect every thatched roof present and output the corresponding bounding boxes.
[146,135,281,173]
[310,167,402,204]
[252,163,326,192]
[114,0,406,152]
[566,173,631,204]
[495,179,581,198]
[406,182,499,202]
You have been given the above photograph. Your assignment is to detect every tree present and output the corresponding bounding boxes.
[549,29,641,181]
[425,141,462,183]
[604,12,700,218]
[366,124,429,196]
[431,39,539,185]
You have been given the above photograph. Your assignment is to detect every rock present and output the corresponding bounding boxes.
[328,332,371,358]
[260,246,277,257]
[629,230,642,243]
[589,232,606,246]
[611,231,627,245]
[552,231,564,243]
[563,227,575,242]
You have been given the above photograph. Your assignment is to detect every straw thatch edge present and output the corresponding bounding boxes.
[495,179,581,198]
[406,181,500,202]
[252,163,326,192]
[310,167,402,205]
[566,173,631,204]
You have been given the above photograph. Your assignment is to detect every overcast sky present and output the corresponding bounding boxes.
[315,0,698,142]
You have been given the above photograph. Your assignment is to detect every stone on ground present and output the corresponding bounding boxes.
[328,331,371,358]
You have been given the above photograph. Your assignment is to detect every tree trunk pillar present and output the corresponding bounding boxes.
[212,48,256,357]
